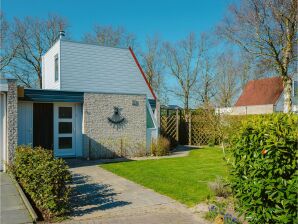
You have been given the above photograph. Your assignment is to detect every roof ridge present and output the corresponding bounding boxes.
[61,39,129,50]
[249,76,281,82]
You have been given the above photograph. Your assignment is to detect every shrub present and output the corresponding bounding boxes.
[10,146,72,220]
[206,204,240,224]
[230,113,298,223]
[208,176,231,198]
[208,137,216,147]
[151,136,170,156]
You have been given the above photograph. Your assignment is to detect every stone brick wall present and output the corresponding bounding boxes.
[83,93,147,159]
[7,79,18,163]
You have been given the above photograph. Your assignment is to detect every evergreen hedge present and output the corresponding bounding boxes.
[10,146,72,220]
[231,114,298,223]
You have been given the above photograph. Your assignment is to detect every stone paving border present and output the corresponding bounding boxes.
[11,176,38,222]
[0,173,33,224]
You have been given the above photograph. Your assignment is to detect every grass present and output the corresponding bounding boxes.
[100,147,228,207]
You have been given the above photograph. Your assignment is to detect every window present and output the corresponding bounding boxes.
[59,122,72,134]
[54,54,59,81]
[59,137,72,149]
[59,107,72,118]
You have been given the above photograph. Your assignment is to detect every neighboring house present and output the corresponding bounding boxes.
[0,34,159,170]
[216,76,298,115]
[161,105,182,110]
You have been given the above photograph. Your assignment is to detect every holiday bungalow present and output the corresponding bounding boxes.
[216,76,298,115]
[0,35,159,170]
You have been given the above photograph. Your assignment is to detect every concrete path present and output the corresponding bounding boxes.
[0,173,33,224]
[64,160,206,224]
[131,145,199,160]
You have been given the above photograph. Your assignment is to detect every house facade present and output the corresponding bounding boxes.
[0,36,159,170]
[216,76,298,115]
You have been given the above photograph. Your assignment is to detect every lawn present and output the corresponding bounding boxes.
[100,147,228,207]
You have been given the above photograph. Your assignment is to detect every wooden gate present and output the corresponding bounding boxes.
[160,109,188,145]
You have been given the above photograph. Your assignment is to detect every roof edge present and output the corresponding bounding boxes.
[128,47,157,100]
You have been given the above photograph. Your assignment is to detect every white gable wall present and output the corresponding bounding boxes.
[56,40,154,99]
[42,41,60,90]
[274,91,284,112]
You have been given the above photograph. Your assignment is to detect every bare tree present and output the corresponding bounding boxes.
[197,58,216,107]
[215,52,238,107]
[9,15,68,87]
[237,51,254,90]
[163,33,202,111]
[83,25,136,49]
[0,12,17,75]
[217,0,297,112]
[196,35,216,107]
[140,36,168,103]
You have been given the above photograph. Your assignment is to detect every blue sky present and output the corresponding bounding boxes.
[3,0,232,44]
[2,0,233,106]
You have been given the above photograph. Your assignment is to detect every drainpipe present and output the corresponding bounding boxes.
[87,138,90,160]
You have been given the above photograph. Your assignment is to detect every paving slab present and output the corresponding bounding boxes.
[63,160,206,224]
[0,173,33,224]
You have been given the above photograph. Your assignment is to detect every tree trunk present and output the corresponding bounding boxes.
[184,94,189,111]
[283,77,292,113]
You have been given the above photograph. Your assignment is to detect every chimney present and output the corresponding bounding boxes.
[59,30,65,39]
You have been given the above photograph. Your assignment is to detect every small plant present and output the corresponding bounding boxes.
[151,136,170,156]
[224,213,240,224]
[208,176,231,198]
[10,146,72,220]
[132,141,149,157]
[205,205,220,220]
[206,204,240,224]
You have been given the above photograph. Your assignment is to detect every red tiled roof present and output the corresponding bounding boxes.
[235,76,284,106]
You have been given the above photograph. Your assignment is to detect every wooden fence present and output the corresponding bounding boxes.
[160,108,220,146]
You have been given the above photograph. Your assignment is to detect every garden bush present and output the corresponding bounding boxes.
[10,146,72,220]
[230,113,298,223]
[151,136,170,156]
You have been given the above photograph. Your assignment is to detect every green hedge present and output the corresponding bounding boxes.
[10,146,72,220]
[231,114,298,223]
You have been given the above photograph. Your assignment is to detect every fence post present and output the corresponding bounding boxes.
[188,111,192,145]
[176,109,179,143]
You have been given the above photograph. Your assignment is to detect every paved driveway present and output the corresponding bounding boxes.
[64,160,205,224]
